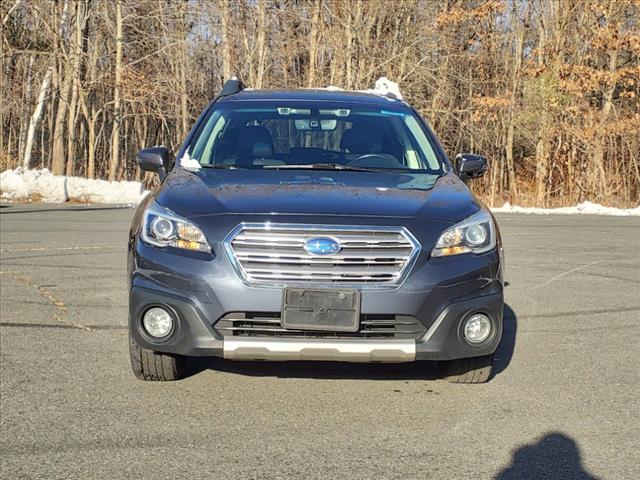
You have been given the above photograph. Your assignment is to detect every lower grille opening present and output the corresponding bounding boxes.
[215,312,426,339]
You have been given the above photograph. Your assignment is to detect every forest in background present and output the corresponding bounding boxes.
[1,0,639,207]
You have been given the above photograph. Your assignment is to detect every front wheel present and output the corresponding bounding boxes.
[441,354,494,384]
[129,335,187,381]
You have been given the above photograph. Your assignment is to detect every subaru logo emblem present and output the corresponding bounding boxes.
[304,237,341,256]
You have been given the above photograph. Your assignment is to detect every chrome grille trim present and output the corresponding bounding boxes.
[224,223,421,288]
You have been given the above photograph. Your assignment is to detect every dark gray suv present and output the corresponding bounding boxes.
[128,79,504,383]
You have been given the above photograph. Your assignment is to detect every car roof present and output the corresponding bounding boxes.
[216,88,409,109]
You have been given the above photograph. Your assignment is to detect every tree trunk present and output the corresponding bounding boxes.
[178,2,189,138]
[220,0,233,81]
[255,0,267,88]
[22,67,52,169]
[65,0,86,177]
[51,67,71,175]
[307,0,321,87]
[345,5,354,89]
[109,0,123,181]
[18,54,34,161]
[534,2,549,205]
[78,63,100,180]
[51,0,71,175]
[87,108,100,179]
[591,47,617,198]
[505,7,524,203]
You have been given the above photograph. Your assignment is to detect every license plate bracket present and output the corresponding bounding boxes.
[281,288,361,332]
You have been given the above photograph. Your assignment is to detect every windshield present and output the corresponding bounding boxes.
[188,101,444,173]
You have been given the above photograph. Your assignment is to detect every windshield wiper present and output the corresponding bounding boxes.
[263,163,401,173]
[200,164,247,170]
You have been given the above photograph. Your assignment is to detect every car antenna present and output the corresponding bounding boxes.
[219,76,246,97]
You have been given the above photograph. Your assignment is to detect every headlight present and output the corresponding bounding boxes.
[431,209,495,257]
[142,202,210,252]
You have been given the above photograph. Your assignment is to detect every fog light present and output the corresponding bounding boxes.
[463,314,491,344]
[142,307,173,338]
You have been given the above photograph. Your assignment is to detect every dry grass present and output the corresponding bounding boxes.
[66,196,94,205]
[0,151,18,172]
[1,192,44,204]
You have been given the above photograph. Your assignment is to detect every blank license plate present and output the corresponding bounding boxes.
[281,288,361,332]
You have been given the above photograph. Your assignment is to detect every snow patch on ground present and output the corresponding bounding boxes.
[491,202,640,216]
[1,168,67,202]
[0,168,149,204]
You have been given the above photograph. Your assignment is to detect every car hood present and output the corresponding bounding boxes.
[155,168,480,224]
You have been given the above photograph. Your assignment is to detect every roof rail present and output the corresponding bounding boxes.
[219,76,246,97]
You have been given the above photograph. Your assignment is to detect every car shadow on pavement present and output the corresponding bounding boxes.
[191,356,443,381]
[185,303,517,382]
[495,432,601,479]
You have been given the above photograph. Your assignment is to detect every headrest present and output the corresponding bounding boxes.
[340,125,383,154]
[237,126,274,158]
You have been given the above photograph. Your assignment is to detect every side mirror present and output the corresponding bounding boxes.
[455,153,488,181]
[137,146,170,181]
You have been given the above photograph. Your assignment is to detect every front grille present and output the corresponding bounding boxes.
[225,224,419,286]
[215,312,426,339]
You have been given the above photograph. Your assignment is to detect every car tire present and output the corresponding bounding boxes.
[129,335,187,381]
[442,354,494,384]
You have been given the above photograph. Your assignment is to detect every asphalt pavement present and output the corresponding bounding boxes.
[0,204,638,479]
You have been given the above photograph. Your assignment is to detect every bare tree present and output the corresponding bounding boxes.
[2,0,639,206]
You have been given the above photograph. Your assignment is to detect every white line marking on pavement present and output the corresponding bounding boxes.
[0,245,119,253]
[537,259,603,287]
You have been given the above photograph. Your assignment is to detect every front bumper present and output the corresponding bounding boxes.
[221,289,503,362]
[129,232,503,362]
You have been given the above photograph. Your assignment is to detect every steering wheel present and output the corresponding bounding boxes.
[347,153,403,168]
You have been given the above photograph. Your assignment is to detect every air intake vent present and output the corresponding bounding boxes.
[215,313,426,339]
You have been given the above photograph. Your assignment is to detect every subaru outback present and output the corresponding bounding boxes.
[129,78,504,383]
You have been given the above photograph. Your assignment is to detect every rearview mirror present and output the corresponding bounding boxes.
[137,147,170,181]
[455,153,488,181]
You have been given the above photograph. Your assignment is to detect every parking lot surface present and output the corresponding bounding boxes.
[1,204,638,479]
